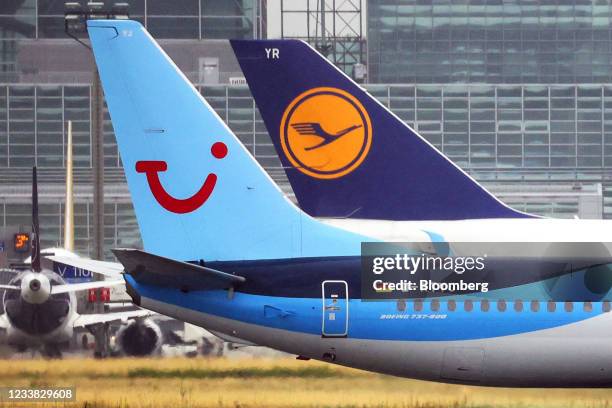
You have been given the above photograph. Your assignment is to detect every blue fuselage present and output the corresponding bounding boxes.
[123,257,612,387]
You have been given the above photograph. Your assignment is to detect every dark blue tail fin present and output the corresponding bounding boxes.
[231,40,532,221]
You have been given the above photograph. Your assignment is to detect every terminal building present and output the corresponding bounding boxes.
[0,1,610,260]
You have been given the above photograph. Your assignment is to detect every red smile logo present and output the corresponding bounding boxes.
[135,141,228,214]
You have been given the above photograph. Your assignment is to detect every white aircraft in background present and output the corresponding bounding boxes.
[0,125,160,357]
[0,167,153,357]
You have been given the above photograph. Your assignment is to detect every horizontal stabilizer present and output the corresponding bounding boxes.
[72,308,154,328]
[51,279,124,294]
[113,249,245,291]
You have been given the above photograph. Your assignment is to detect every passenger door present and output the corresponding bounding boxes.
[321,280,348,337]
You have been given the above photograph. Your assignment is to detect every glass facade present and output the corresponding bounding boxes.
[1,1,256,40]
[0,83,609,259]
[0,85,92,167]
[2,83,612,172]
[0,1,258,82]
[0,199,140,260]
[368,0,612,84]
[383,83,612,169]
[0,1,610,259]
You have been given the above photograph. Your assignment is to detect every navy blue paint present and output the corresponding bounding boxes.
[52,261,94,283]
[231,40,533,221]
[182,256,612,300]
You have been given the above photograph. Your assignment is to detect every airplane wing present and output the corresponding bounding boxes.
[47,256,124,278]
[0,285,19,291]
[113,248,245,291]
[51,279,124,294]
[72,308,154,328]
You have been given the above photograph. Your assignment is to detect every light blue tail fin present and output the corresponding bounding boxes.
[87,20,362,261]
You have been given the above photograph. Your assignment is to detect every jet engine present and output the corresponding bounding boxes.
[116,319,162,356]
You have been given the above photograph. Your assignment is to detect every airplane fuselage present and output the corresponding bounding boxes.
[86,19,612,388]
[3,270,75,348]
[127,278,612,387]
[5,319,74,348]
[125,218,612,387]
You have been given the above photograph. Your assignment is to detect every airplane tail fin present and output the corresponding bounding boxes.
[31,167,41,272]
[231,40,533,221]
[87,20,362,262]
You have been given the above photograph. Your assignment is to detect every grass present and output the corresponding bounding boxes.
[0,357,611,407]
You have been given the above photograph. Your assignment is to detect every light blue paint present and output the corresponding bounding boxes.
[126,274,600,342]
[87,20,368,262]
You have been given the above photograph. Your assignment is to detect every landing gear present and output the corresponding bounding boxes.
[42,343,62,359]
[88,322,110,358]
[322,352,336,361]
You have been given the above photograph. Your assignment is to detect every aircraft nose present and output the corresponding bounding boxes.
[29,279,41,292]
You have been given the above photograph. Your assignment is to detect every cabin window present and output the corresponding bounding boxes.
[480,300,490,312]
[464,300,473,312]
[583,302,593,312]
[564,302,573,312]
[514,300,523,312]
[497,300,507,312]
[396,299,406,312]
[447,300,456,312]
[530,300,540,312]
[414,299,423,312]
[603,301,611,313]
[547,301,556,312]
[431,299,440,312]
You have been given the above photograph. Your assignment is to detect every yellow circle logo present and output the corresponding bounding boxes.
[280,87,372,179]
